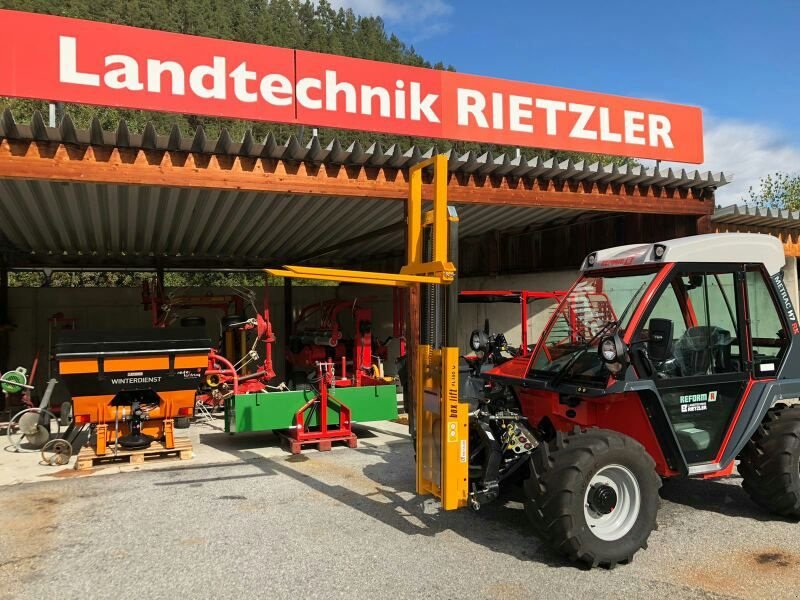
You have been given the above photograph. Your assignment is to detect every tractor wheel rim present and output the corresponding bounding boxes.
[584,464,641,542]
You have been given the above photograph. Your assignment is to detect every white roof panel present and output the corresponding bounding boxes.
[582,233,785,275]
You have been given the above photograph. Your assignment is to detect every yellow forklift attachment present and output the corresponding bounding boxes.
[268,154,468,511]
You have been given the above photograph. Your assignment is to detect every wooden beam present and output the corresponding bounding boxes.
[0,140,713,216]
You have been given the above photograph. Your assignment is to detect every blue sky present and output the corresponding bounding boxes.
[331,0,800,204]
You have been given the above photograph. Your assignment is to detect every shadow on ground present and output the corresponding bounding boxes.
[154,422,799,571]
[659,475,797,523]
[167,424,572,568]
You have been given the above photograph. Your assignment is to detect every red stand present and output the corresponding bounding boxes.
[281,362,357,454]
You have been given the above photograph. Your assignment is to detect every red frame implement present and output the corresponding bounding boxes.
[458,290,566,354]
[280,362,357,454]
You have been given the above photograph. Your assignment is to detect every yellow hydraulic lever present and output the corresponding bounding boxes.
[267,154,469,511]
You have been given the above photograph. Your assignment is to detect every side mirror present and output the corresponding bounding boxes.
[647,318,674,361]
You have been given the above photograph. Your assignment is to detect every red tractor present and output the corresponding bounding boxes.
[464,233,800,568]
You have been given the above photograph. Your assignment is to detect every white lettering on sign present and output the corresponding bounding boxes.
[230,62,257,103]
[111,376,161,385]
[147,60,186,96]
[457,88,488,128]
[569,103,597,140]
[59,36,100,87]
[296,77,322,110]
[453,87,675,149]
[536,99,566,135]
[54,33,682,153]
[509,95,533,133]
[189,56,227,100]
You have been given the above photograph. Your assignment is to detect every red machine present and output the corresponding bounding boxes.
[143,275,277,409]
[464,234,800,568]
[281,361,357,453]
[142,276,247,329]
[286,297,393,388]
[201,292,277,409]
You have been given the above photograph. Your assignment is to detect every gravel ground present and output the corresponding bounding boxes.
[1,428,799,600]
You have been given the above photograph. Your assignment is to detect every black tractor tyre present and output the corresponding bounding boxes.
[739,404,800,519]
[174,417,191,429]
[523,428,661,569]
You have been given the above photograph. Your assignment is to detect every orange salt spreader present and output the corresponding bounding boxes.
[55,328,211,455]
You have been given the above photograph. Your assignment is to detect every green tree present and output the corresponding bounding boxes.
[748,172,800,211]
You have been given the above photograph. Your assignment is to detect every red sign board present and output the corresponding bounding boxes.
[0,10,704,163]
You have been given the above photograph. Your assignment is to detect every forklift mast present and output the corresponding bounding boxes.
[415,167,467,510]
[269,155,469,510]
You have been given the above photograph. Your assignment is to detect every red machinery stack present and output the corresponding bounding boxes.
[143,275,277,410]
[286,297,393,388]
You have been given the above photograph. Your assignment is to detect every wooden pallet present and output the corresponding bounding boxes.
[278,432,357,455]
[75,437,193,471]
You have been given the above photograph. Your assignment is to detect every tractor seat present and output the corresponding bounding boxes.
[674,326,734,376]
[674,422,711,452]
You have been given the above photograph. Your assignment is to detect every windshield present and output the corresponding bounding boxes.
[529,269,659,385]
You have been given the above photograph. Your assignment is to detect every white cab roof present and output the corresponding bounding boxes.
[581,233,786,275]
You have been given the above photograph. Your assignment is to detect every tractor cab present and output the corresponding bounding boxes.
[470,233,800,568]
[508,233,798,472]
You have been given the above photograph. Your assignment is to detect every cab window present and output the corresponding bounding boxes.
[747,270,788,376]
[641,271,743,379]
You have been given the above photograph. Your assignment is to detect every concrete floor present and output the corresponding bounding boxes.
[1,419,799,600]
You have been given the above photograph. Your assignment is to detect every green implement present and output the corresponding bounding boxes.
[226,385,398,433]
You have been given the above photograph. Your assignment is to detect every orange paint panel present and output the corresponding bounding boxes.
[174,354,209,369]
[59,359,98,374]
[104,356,169,372]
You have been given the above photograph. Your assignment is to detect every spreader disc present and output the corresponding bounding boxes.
[41,439,72,466]
[17,412,42,436]
[26,425,51,449]
[117,433,155,450]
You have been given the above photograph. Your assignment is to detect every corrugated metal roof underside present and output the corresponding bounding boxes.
[0,110,729,192]
[0,179,608,268]
[712,205,800,230]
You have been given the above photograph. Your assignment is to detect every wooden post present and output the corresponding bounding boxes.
[696,215,712,235]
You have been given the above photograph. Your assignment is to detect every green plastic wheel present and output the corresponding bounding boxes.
[1,368,28,394]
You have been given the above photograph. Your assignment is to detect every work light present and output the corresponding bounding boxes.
[470,329,488,353]
[598,334,629,378]
[601,338,618,362]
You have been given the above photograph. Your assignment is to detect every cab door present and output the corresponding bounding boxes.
[637,267,749,465]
